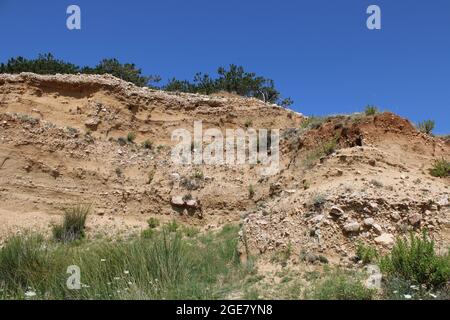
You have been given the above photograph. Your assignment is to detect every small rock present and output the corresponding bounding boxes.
[85,117,100,130]
[171,196,184,206]
[372,223,383,235]
[375,233,394,246]
[343,222,361,233]
[390,212,401,221]
[368,202,379,212]
[329,206,344,217]
[363,218,375,227]
[185,199,198,207]
[408,213,422,226]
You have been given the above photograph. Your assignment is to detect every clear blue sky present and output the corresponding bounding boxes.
[1,0,449,133]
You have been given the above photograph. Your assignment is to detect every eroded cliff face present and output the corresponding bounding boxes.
[0,73,448,263]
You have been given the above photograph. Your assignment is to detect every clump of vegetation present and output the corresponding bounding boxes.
[147,170,155,184]
[127,132,136,143]
[18,114,39,125]
[248,184,255,199]
[193,170,204,180]
[52,205,90,243]
[429,158,450,178]
[164,219,180,234]
[147,217,160,229]
[310,193,327,208]
[356,242,379,264]
[379,232,450,288]
[271,244,293,267]
[164,64,292,106]
[1,54,292,103]
[305,269,375,300]
[302,179,310,190]
[115,167,122,177]
[418,120,435,135]
[182,193,193,202]
[117,137,127,146]
[66,127,79,136]
[303,135,339,168]
[300,116,326,130]
[0,53,160,87]
[370,179,384,188]
[142,140,153,149]
[365,105,378,116]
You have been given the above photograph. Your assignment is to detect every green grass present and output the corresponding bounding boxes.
[305,268,375,300]
[379,233,450,288]
[147,217,160,229]
[365,105,378,116]
[356,242,379,264]
[52,205,89,243]
[127,132,136,143]
[0,224,248,300]
[429,158,450,178]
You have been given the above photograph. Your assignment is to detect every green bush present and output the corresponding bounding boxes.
[356,242,379,264]
[0,54,160,87]
[306,269,375,300]
[165,219,180,233]
[52,205,89,243]
[418,120,435,135]
[365,105,378,116]
[429,158,450,178]
[142,140,153,149]
[127,132,136,143]
[164,64,292,106]
[310,193,327,208]
[379,233,450,287]
[147,217,160,229]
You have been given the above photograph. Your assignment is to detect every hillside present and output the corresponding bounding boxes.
[0,73,449,264]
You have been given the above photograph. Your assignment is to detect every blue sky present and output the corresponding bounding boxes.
[1,0,449,133]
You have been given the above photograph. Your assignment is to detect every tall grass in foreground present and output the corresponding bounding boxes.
[0,224,245,300]
[304,269,375,300]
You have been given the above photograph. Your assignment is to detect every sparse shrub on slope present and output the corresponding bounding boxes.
[300,116,327,130]
[429,158,450,178]
[127,132,136,143]
[356,242,379,264]
[379,232,450,288]
[52,205,89,243]
[418,120,435,135]
[365,105,378,116]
